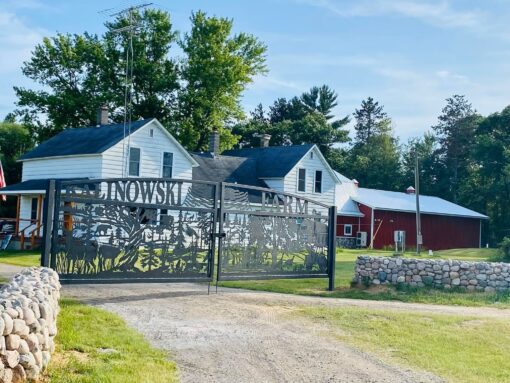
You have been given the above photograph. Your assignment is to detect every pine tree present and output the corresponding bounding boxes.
[352,97,387,146]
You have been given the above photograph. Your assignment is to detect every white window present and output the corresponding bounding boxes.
[128,147,141,176]
[344,224,353,236]
[310,151,314,159]
[162,152,173,178]
[297,168,306,192]
[149,129,154,137]
[314,170,322,193]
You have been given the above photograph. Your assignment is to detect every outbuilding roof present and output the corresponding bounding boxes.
[352,187,488,219]
[20,119,153,161]
[222,144,314,178]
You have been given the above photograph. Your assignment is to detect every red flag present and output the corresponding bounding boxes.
[0,160,6,202]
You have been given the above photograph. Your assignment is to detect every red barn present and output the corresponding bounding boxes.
[335,182,487,251]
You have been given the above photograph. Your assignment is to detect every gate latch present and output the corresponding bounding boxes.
[212,232,226,239]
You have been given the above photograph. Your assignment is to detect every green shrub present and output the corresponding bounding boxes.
[497,237,510,262]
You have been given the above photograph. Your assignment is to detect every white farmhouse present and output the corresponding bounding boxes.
[1,116,197,247]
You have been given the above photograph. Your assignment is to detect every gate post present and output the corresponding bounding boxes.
[328,205,337,291]
[215,182,225,283]
[41,180,56,267]
[49,180,62,270]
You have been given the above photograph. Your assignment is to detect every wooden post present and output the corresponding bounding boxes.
[15,196,20,235]
[37,194,43,237]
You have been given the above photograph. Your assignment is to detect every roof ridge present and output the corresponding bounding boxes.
[62,118,154,131]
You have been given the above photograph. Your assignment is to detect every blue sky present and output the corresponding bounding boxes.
[1,0,509,141]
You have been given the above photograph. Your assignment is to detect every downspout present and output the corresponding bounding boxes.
[370,208,375,249]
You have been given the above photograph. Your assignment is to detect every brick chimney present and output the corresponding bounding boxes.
[97,105,109,126]
[209,130,220,156]
[406,186,416,194]
[260,133,271,148]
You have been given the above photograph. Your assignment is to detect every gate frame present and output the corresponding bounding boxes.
[215,182,336,291]
[42,178,220,284]
[41,178,336,290]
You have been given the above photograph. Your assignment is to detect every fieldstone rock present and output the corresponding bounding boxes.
[25,365,39,382]
[11,321,28,337]
[5,335,20,351]
[32,351,42,368]
[41,351,51,370]
[21,309,35,326]
[1,315,13,336]
[11,364,25,383]
[17,340,29,356]
[18,354,35,370]
[452,278,461,286]
[3,350,19,368]
[2,367,13,383]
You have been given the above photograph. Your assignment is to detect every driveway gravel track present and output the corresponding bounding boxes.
[59,283,481,383]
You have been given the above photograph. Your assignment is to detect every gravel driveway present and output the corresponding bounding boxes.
[62,283,465,383]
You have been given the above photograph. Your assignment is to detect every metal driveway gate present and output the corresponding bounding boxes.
[41,178,218,283]
[217,183,336,290]
[41,178,336,289]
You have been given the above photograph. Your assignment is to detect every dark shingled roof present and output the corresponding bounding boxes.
[222,144,314,178]
[0,178,89,193]
[20,119,153,160]
[191,153,267,187]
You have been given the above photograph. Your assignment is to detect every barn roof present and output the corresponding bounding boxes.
[352,188,488,219]
[222,144,314,178]
[20,119,153,161]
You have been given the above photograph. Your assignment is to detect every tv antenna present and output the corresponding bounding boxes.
[102,2,153,176]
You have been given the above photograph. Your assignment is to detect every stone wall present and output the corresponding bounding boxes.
[0,268,60,382]
[354,256,510,292]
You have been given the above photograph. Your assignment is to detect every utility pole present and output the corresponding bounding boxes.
[103,2,153,176]
[415,152,422,255]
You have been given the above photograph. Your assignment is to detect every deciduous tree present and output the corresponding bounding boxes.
[177,11,267,151]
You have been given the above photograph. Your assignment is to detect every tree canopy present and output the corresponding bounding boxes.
[13,9,266,149]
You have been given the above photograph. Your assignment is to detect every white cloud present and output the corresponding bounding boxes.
[0,11,46,74]
[248,74,306,93]
[298,0,485,29]
[0,9,48,117]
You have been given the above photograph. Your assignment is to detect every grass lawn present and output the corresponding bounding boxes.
[298,306,510,383]
[0,250,40,267]
[46,299,178,383]
[220,248,510,308]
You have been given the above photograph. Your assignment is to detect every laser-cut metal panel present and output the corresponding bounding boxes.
[217,183,332,280]
[48,178,218,283]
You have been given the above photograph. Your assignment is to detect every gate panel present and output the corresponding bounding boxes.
[48,178,218,283]
[218,183,335,284]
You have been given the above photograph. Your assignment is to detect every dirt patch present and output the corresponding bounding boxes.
[50,349,89,367]
[63,283,453,383]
